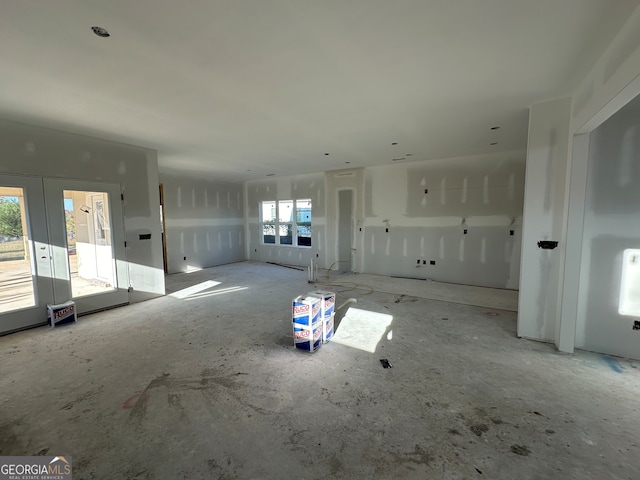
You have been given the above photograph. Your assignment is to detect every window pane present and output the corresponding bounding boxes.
[279,224,292,245]
[296,199,312,224]
[0,188,36,313]
[261,201,276,222]
[64,190,116,298]
[262,223,275,244]
[297,224,312,247]
[278,200,293,222]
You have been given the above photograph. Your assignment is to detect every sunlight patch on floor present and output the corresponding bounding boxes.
[169,280,221,299]
[331,307,393,353]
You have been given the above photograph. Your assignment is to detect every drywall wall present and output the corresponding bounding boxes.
[0,119,165,302]
[574,95,640,359]
[523,5,640,353]
[557,133,590,353]
[246,173,325,268]
[361,153,524,289]
[244,159,525,290]
[573,5,640,134]
[160,172,244,274]
[517,98,572,342]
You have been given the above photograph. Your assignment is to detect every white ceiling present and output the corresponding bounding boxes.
[0,1,637,181]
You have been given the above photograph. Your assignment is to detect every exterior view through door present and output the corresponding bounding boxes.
[63,190,116,298]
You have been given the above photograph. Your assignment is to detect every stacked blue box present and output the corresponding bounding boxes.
[292,295,322,352]
[308,290,336,343]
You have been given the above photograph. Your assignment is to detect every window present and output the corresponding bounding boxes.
[260,199,312,247]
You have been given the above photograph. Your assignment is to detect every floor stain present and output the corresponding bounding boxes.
[127,370,266,426]
[391,444,433,466]
[122,392,144,410]
[603,356,624,374]
[510,444,531,456]
[60,387,103,411]
[470,424,489,436]
[329,455,343,474]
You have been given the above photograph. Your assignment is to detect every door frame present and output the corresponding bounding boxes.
[0,174,55,333]
[43,178,129,315]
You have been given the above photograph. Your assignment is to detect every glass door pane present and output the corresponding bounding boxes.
[0,174,55,334]
[44,178,128,315]
[0,187,35,313]
[63,190,116,298]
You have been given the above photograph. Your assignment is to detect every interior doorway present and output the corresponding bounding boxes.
[337,190,353,273]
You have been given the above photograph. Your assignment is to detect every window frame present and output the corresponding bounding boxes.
[260,199,312,248]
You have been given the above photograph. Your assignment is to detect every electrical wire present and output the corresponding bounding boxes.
[313,251,374,297]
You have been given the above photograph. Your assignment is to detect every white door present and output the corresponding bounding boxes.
[0,176,129,334]
[0,174,55,333]
[43,179,129,314]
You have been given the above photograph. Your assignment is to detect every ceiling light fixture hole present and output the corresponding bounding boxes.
[491,126,500,130]
[391,142,398,146]
[91,26,110,38]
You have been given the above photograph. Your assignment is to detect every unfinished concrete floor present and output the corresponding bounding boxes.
[0,261,639,479]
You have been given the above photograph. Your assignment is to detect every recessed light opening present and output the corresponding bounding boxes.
[266,173,275,176]
[91,26,110,38]
[324,153,330,156]
[490,142,498,146]
[391,142,398,146]
[491,126,500,130]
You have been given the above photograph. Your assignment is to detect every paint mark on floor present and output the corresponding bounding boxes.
[603,356,623,373]
[122,392,144,409]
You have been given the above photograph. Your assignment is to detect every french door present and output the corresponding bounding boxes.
[0,175,129,334]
